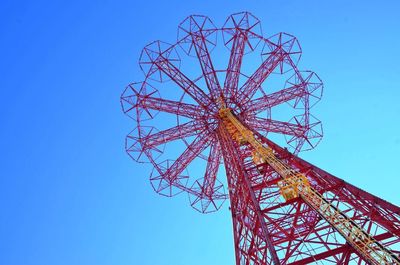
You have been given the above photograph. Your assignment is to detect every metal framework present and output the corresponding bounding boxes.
[121,12,400,264]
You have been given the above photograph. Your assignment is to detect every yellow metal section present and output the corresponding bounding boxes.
[277,173,309,201]
[219,107,400,265]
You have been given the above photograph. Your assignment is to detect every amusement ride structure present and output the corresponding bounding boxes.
[121,12,400,264]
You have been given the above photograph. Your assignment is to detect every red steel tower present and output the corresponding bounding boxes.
[121,12,400,264]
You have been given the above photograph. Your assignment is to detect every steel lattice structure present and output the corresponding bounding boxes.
[121,12,400,264]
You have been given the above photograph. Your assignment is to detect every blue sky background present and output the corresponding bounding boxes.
[1,1,400,264]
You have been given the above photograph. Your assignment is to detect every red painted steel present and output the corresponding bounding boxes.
[121,11,400,264]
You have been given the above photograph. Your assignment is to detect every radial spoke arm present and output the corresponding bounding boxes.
[141,121,204,149]
[246,117,306,136]
[138,95,205,118]
[189,35,223,101]
[237,48,286,105]
[154,58,215,110]
[245,84,305,113]
[224,33,247,99]
[163,132,212,182]
[202,139,221,195]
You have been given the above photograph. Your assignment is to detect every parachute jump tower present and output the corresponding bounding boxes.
[121,12,400,264]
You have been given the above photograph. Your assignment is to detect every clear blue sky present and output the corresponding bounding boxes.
[1,1,400,265]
